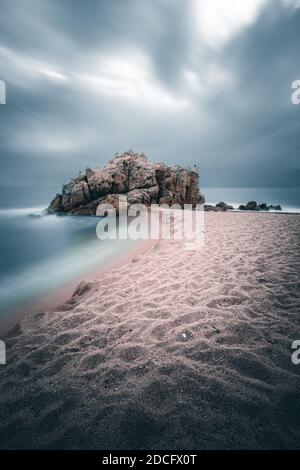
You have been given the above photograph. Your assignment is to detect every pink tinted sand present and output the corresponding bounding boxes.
[1,212,300,449]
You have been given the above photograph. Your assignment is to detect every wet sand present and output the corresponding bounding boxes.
[0,237,155,337]
[1,212,300,449]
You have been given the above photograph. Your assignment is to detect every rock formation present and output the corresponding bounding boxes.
[239,201,282,211]
[48,150,205,215]
[216,201,234,211]
[204,201,282,212]
[204,202,234,212]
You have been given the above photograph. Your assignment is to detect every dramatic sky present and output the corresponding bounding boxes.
[0,0,300,205]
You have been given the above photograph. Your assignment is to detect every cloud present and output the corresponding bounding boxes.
[0,0,300,207]
[193,0,269,47]
[75,51,189,108]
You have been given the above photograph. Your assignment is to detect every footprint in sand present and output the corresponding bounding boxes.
[52,331,81,347]
[27,346,55,366]
[143,308,171,319]
[207,296,245,309]
[150,324,168,340]
[215,334,238,345]
[119,345,145,362]
[79,352,106,370]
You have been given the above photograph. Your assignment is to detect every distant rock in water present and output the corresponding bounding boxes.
[268,204,282,211]
[48,150,205,215]
[239,201,282,211]
[216,201,234,211]
[204,202,234,212]
[204,200,282,212]
[241,201,258,211]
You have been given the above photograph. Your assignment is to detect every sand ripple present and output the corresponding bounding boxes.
[1,213,300,449]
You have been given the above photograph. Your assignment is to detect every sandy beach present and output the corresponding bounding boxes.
[1,212,300,450]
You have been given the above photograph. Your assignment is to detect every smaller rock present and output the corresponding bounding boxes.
[245,201,258,211]
[216,201,234,211]
[205,202,233,212]
[258,202,269,211]
[204,205,218,212]
[239,201,282,211]
[73,280,93,297]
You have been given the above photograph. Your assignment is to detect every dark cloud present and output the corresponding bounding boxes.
[0,0,299,207]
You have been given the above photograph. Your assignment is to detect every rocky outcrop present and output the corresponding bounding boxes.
[239,201,282,211]
[48,150,205,215]
[216,201,234,211]
[268,204,282,211]
[204,202,234,212]
[204,200,282,212]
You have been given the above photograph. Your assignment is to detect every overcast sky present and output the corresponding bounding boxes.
[0,0,300,206]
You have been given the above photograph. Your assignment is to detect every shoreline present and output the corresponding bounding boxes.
[1,210,300,337]
[0,237,158,337]
[1,211,300,449]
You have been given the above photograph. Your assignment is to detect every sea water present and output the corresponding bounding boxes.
[0,187,299,326]
[0,208,137,326]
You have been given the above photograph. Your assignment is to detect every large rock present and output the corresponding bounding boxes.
[246,201,258,211]
[48,150,205,215]
[239,201,258,211]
